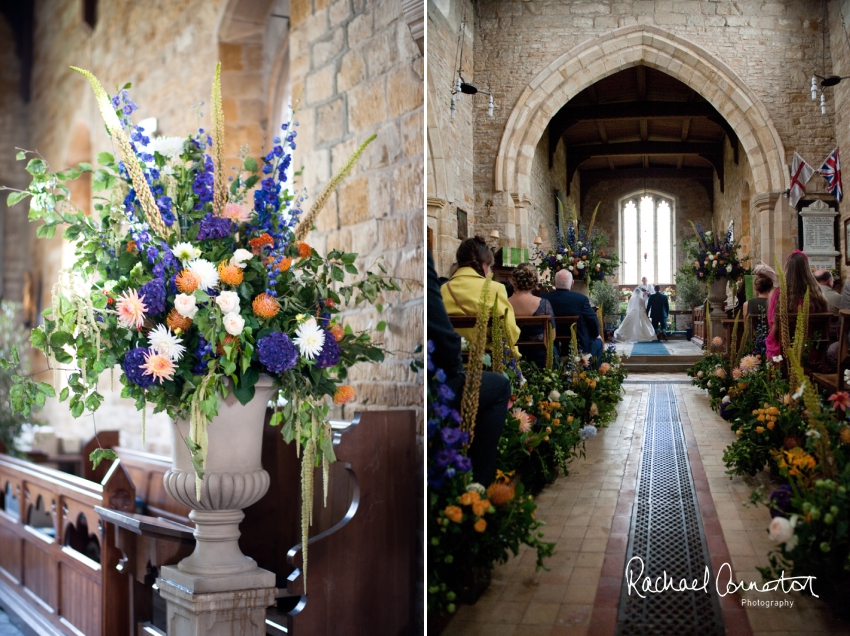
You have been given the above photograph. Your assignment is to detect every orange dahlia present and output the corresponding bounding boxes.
[126,240,137,253]
[473,519,487,533]
[331,324,344,342]
[176,270,201,294]
[841,427,850,444]
[471,499,491,517]
[444,505,462,523]
[296,242,311,258]
[218,261,244,286]
[333,385,355,405]
[277,256,293,272]
[249,233,274,254]
[166,308,193,332]
[486,482,515,506]
[252,293,280,319]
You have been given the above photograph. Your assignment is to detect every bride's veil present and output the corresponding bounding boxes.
[627,288,643,314]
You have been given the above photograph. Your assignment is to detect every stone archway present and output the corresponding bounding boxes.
[494,25,787,201]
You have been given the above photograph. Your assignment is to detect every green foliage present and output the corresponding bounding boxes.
[89,448,118,471]
[590,279,620,322]
[675,268,708,309]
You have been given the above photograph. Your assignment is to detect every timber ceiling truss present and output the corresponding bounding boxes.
[549,65,737,206]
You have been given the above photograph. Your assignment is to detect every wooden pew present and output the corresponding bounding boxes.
[0,455,135,636]
[552,315,580,352]
[814,309,850,392]
[112,447,191,525]
[692,306,706,346]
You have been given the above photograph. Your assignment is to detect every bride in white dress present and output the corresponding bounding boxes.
[614,287,657,343]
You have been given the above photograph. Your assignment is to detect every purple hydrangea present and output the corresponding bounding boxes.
[123,347,154,388]
[197,214,233,241]
[138,278,166,316]
[315,330,341,369]
[257,332,298,374]
[769,485,793,519]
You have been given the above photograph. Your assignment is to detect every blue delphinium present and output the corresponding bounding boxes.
[123,347,154,388]
[257,332,299,373]
[427,342,470,489]
[196,214,232,241]
[193,154,215,209]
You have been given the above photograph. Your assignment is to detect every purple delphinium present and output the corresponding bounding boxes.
[192,154,215,209]
[138,278,166,316]
[257,332,298,373]
[192,334,213,375]
[769,485,793,519]
[123,347,154,388]
[427,343,470,489]
[314,330,341,369]
[196,214,232,241]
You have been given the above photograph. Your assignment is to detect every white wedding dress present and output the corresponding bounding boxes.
[614,288,657,343]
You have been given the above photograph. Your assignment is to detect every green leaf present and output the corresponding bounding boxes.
[331,266,345,282]
[36,224,57,239]
[50,331,73,349]
[376,321,387,332]
[233,380,255,406]
[59,387,69,402]
[70,398,85,418]
[96,151,115,166]
[78,162,93,172]
[243,156,259,173]
[37,382,56,398]
[121,82,133,90]
[89,448,118,471]
[6,191,29,207]
[320,433,337,463]
[184,437,205,479]
[16,151,26,160]
[25,158,47,175]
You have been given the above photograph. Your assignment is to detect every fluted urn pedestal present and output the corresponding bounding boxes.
[707,276,728,349]
[157,375,277,635]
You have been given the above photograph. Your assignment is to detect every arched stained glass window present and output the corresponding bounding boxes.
[619,193,675,285]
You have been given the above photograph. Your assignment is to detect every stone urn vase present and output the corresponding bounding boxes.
[163,374,277,576]
[571,279,588,296]
[707,276,728,345]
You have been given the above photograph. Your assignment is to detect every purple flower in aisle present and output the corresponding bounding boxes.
[123,347,155,388]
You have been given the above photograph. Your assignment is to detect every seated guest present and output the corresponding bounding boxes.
[428,251,510,487]
[815,269,842,314]
[507,262,556,367]
[543,269,604,366]
[753,262,779,287]
[743,274,773,318]
[767,251,827,360]
[441,236,521,358]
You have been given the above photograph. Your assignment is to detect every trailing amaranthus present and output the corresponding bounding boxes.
[792,288,810,374]
[774,255,791,358]
[570,322,580,377]
[188,366,218,499]
[729,310,741,364]
[738,310,751,365]
[210,62,227,218]
[294,134,377,242]
[70,67,172,239]
[460,279,491,445]
[545,323,554,370]
[704,299,712,357]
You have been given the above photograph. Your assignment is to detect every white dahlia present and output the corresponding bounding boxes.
[148,136,185,159]
[293,318,325,359]
[187,258,220,291]
[174,242,202,263]
[147,324,186,362]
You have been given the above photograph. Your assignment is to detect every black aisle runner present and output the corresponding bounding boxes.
[616,384,725,635]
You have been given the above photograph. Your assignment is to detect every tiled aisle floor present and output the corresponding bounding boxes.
[443,375,850,636]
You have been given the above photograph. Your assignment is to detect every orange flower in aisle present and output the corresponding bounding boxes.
[126,240,137,252]
[116,289,148,329]
[486,481,516,506]
[175,270,201,294]
[296,242,312,258]
[140,350,176,384]
[166,308,193,333]
[841,427,850,444]
[459,491,480,506]
[277,256,293,272]
[218,261,244,286]
[252,293,280,319]
[828,392,850,412]
[334,385,355,405]
[444,505,462,523]
[331,324,344,342]
[474,518,487,533]
[471,498,491,517]
[598,362,611,375]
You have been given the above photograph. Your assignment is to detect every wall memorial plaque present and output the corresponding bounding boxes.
[800,198,839,269]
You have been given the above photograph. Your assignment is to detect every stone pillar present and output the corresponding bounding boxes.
[157,566,276,636]
[510,193,532,248]
[751,191,782,267]
[774,193,797,259]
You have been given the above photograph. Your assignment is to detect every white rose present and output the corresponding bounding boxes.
[216,290,240,315]
[568,265,574,271]
[174,293,198,319]
[577,261,585,269]
[223,311,245,336]
[230,248,253,269]
[769,516,795,544]
[466,483,486,496]
[548,390,561,401]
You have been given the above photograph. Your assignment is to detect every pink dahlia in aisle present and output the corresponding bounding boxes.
[140,350,176,384]
[116,289,148,329]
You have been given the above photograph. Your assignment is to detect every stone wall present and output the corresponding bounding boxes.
[426,0,475,275]
[581,178,713,286]
[469,1,837,260]
[829,0,850,283]
[528,133,570,252]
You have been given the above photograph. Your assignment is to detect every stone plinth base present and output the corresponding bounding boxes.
[157,566,276,636]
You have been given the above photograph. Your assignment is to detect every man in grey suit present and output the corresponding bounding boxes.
[816,269,842,314]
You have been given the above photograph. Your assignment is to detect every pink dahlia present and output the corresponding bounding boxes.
[116,289,148,329]
[220,202,252,224]
[739,355,760,375]
[829,392,850,412]
[140,350,176,384]
[513,408,533,433]
[732,368,742,380]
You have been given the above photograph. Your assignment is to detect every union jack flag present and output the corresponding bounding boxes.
[819,147,843,202]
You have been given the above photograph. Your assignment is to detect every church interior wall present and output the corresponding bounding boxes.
[713,137,753,263]
[581,178,712,287]
[528,133,570,253]
[828,0,850,284]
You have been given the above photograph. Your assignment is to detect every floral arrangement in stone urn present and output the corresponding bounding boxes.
[534,200,618,293]
[1,64,398,586]
[681,221,749,285]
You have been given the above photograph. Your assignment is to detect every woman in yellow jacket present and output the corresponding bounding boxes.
[441,236,521,358]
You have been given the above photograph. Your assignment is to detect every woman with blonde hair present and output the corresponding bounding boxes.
[441,236,520,357]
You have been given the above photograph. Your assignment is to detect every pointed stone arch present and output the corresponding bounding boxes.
[494,25,787,201]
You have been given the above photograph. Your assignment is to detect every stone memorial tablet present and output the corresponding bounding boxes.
[800,199,839,266]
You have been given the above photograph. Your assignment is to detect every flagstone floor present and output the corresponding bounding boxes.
[442,375,850,636]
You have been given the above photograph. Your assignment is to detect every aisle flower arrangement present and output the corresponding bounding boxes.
[1,64,399,583]
[535,201,619,291]
[680,222,749,285]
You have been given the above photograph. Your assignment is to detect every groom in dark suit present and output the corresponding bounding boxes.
[646,285,669,341]
[543,269,604,367]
